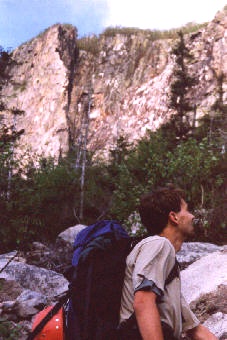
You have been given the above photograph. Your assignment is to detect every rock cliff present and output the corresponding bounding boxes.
[1,7,226,159]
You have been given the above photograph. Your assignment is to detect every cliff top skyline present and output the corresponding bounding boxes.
[0,0,226,50]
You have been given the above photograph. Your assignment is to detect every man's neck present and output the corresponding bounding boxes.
[159,227,184,252]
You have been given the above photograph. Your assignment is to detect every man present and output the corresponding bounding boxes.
[119,185,218,340]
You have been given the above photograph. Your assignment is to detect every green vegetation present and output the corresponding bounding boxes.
[76,35,100,55]
[0,319,22,340]
[13,80,27,92]
[169,30,197,140]
[76,21,207,56]
[0,110,225,252]
[101,23,207,39]
[0,46,12,111]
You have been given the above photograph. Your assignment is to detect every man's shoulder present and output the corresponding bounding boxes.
[130,235,175,259]
[138,235,173,249]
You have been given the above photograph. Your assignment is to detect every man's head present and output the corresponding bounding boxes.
[138,184,188,235]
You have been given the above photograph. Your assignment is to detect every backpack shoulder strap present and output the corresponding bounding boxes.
[165,259,180,287]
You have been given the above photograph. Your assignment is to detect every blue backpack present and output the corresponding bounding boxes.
[27,220,131,340]
[65,220,134,340]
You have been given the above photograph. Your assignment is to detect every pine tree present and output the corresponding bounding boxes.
[0,46,11,111]
[169,31,197,140]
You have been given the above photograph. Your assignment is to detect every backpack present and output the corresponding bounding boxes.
[28,220,179,340]
[28,220,133,340]
[65,220,135,340]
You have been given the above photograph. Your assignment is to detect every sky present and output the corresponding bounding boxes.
[0,0,226,50]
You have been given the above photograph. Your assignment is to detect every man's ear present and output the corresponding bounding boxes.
[169,211,178,225]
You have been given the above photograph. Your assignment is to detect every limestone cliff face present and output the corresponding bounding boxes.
[1,8,227,159]
[1,24,76,158]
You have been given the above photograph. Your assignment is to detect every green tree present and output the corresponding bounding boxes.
[169,31,197,140]
[0,46,11,111]
[107,125,225,241]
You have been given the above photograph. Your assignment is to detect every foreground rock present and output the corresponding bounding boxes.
[23,224,87,274]
[181,249,227,339]
[0,256,68,297]
[181,250,227,303]
[57,224,87,246]
[176,242,224,268]
[203,312,227,340]
[0,253,69,326]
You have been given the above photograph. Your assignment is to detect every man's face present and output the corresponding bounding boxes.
[175,199,195,238]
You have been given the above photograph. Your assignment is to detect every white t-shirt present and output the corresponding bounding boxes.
[120,236,200,339]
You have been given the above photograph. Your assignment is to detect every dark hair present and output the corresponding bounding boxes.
[138,184,185,235]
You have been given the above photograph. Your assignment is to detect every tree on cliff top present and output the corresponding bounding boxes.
[0,46,11,111]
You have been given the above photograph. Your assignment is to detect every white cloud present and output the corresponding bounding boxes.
[104,0,227,30]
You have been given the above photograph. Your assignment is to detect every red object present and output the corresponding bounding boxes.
[32,306,64,340]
